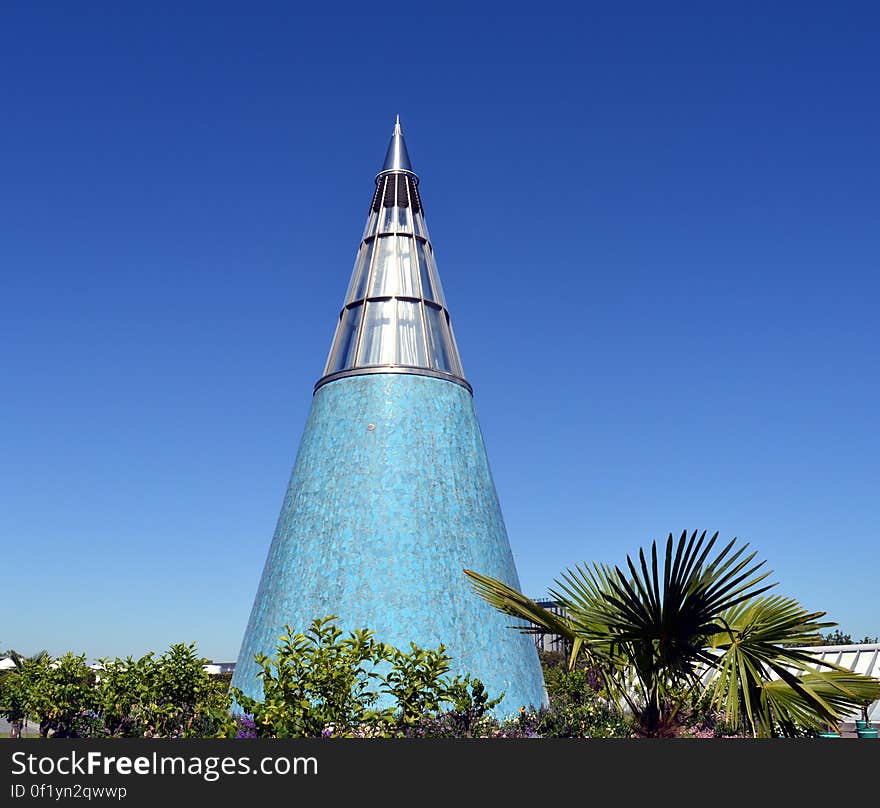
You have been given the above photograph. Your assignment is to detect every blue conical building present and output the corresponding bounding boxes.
[232,119,546,715]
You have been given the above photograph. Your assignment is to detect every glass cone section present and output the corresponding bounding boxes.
[319,120,466,390]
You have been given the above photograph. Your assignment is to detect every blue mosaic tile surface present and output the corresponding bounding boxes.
[231,373,547,717]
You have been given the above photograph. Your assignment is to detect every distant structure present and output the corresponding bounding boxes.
[231,119,547,715]
[530,600,569,655]
[795,644,880,722]
[203,662,236,676]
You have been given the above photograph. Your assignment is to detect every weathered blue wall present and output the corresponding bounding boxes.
[232,372,546,717]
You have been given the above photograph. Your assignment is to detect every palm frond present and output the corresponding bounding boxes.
[704,595,879,735]
[465,533,880,738]
[463,569,575,641]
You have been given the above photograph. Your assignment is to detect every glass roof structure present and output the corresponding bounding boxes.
[786,643,880,721]
[316,118,469,393]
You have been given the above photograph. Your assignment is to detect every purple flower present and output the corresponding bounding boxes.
[234,715,258,739]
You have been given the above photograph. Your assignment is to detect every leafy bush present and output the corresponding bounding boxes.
[96,654,156,737]
[232,615,503,738]
[396,677,505,738]
[536,659,633,738]
[0,644,232,739]
[232,616,391,738]
[25,654,98,738]
[0,654,41,738]
[97,644,233,738]
[141,643,232,738]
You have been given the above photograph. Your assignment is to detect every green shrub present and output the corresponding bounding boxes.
[26,654,98,738]
[97,644,233,738]
[232,615,503,738]
[537,655,634,738]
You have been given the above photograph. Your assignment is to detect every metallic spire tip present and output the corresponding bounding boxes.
[381,116,413,173]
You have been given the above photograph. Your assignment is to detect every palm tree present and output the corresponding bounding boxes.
[465,530,880,737]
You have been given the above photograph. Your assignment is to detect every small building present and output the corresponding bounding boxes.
[203,662,236,676]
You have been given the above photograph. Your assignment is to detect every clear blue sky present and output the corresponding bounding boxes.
[2,3,878,660]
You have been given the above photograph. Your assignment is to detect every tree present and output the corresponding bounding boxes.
[0,651,48,738]
[97,644,233,738]
[95,653,159,737]
[150,643,233,738]
[821,630,854,645]
[818,630,878,646]
[800,629,879,647]
[466,529,880,737]
[25,653,98,738]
